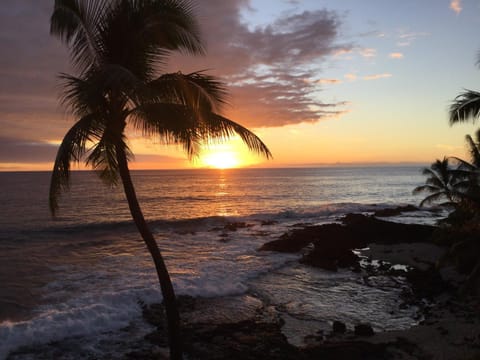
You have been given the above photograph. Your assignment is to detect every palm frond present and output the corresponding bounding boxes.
[413,184,440,195]
[86,129,132,186]
[49,113,103,215]
[149,71,229,114]
[449,89,480,125]
[130,104,272,159]
[139,0,204,55]
[60,64,152,117]
[98,0,203,80]
[419,191,450,207]
[449,156,476,171]
[59,72,107,117]
[51,0,108,72]
[206,114,272,159]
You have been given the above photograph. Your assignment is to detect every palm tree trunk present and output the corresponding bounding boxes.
[116,145,183,360]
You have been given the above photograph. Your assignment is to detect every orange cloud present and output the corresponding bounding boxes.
[318,78,342,84]
[363,73,393,80]
[359,48,377,58]
[450,0,462,14]
[389,52,404,59]
[344,73,357,81]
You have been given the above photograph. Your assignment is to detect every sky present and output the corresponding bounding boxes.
[1,0,480,170]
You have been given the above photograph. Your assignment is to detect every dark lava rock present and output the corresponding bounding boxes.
[182,320,299,360]
[258,225,325,252]
[261,220,278,226]
[373,205,418,217]
[301,241,360,271]
[260,214,435,254]
[223,222,253,231]
[354,323,375,337]
[302,341,388,360]
[406,267,451,299]
[260,214,435,272]
[332,320,347,334]
[340,213,435,244]
[141,303,166,328]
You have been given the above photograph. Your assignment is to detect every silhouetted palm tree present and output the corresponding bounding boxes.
[449,131,480,206]
[413,157,459,207]
[450,89,480,125]
[49,1,271,359]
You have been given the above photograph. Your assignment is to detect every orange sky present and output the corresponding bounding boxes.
[1,0,479,171]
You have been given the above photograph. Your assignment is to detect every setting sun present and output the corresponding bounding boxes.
[202,151,239,169]
[197,139,265,169]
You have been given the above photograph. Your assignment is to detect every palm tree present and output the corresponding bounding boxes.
[413,157,459,207]
[449,130,480,205]
[450,89,480,125]
[49,1,271,359]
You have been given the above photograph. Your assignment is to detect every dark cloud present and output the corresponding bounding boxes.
[0,0,70,142]
[0,137,57,163]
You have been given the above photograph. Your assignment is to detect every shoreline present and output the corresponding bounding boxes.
[138,212,480,360]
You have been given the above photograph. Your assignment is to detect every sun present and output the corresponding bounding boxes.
[202,151,240,169]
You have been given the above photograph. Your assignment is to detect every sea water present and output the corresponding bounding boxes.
[0,167,442,359]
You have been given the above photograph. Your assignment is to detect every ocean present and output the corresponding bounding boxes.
[0,166,443,359]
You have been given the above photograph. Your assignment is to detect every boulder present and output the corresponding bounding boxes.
[332,321,347,334]
[301,242,360,271]
[354,323,374,337]
[373,205,418,217]
[259,214,436,272]
[341,214,434,244]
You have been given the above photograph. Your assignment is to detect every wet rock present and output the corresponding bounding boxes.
[406,267,451,299]
[301,244,360,271]
[354,323,374,337]
[183,320,299,360]
[302,341,388,359]
[223,222,253,231]
[141,302,166,328]
[258,225,324,252]
[373,205,418,217]
[332,321,347,334]
[261,220,278,226]
[340,213,435,244]
[260,214,435,255]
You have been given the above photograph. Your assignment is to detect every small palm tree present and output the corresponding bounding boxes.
[49,1,271,359]
[449,130,480,205]
[413,157,459,207]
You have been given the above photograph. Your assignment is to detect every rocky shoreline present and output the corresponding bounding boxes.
[135,211,480,360]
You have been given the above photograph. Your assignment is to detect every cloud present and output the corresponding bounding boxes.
[450,0,462,14]
[0,136,58,163]
[344,73,358,81]
[396,31,429,47]
[389,52,404,59]
[359,48,377,58]
[363,73,392,80]
[318,79,343,85]
[0,0,352,165]
[169,1,353,127]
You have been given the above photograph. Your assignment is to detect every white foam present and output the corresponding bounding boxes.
[0,288,159,359]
